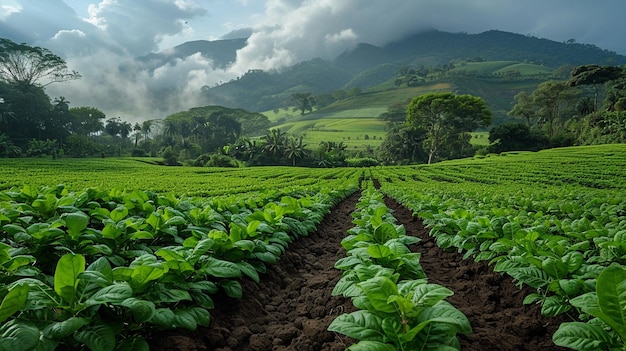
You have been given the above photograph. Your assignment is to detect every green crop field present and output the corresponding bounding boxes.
[262,83,454,151]
[1,143,626,350]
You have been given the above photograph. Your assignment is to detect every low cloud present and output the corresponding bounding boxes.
[3,0,626,122]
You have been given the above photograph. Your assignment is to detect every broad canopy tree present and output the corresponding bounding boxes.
[291,93,315,115]
[407,92,492,164]
[0,38,81,93]
[0,38,81,149]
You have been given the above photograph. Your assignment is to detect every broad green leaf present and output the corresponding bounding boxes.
[346,340,396,351]
[559,279,583,296]
[541,295,572,317]
[220,279,242,298]
[594,264,626,341]
[85,283,133,305]
[63,212,90,239]
[156,249,194,273]
[562,251,585,273]
[74,323,117,351]
[233,239,256,252]
[542,256,568,279]
[101,223,122,240]
[121,298,156,323]
[246,220,261,237]
[152,308,176,328]
[417,301,472,334]
[110,205,129,222]
[186,306,210,327]
[255,251,278,264]
[0,320,40,351]
[328,310,385,341]
[42,317,90,339]
[236,261,260,283]
[367,244,393,259]
[335,256,363,270]
[204,257,241,278]
[2,224,27,236]
[173,309,199,330]
[163,215,186,227]
[129,230,154,240]
[358,277,399,314]
[54,253,85,305]
[373,223,398,243]
[151,288,192,303]
[412,283,453,307]
[0,283,29,323]
[553,322,613,351]
[502,222,522,238]
[507,266,550,289]
[130,265,166,292]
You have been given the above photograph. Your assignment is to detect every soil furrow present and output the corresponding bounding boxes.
[149,192,360,351]
[150,191,571,351]
[383,196,570,351]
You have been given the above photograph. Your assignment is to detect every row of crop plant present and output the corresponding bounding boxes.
[375,165,626,350]
[0,181,358,351]
[328,183,471,350]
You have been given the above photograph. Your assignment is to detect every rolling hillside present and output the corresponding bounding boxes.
[148,29,626,150]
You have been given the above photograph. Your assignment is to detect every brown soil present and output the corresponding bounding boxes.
[149,191,570,351]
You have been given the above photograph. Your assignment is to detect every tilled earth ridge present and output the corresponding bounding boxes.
[149,191,571,351]
[149,191,361,351]
[383,196,571,351]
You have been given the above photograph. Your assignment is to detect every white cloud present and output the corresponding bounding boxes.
[325,29,358,44]
[0,1,21,21]
[4,0,626,122]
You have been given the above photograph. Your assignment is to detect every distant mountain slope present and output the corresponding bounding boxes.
[335,30,625,74]
[192,30,625,112]
[135,29,625,115]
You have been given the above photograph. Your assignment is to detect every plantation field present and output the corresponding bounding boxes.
[1,143,625,350]
[263,83,453,151]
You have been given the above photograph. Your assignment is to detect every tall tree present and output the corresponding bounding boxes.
[68,107,105,136]
[569,65,624,112]
[0,38,81,93]
[508,91,537,129]
[531,81,579,138]
[291,93,315,115]
[407,92,492,164]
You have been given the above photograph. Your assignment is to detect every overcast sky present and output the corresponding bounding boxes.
[0,0,624,120]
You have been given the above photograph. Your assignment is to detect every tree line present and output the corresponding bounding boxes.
[377,64,626,164]
[2,37,624,167]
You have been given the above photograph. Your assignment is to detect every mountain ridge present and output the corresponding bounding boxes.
[135,29,626,113]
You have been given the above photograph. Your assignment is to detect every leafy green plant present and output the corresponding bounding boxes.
[329,276,471,351]
[553,264,626,350]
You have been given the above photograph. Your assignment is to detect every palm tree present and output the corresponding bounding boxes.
[141,120,153,143]
[133,122,142,147]
[0,133,20,157]
[262,128,286,158]
[284,135,307,166]
[119,121,132,140]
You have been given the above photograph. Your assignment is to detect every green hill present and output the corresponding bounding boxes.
[177,29,626,150]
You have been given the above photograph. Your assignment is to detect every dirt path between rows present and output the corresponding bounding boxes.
[149,191,569,351]
[383,196,570,351]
